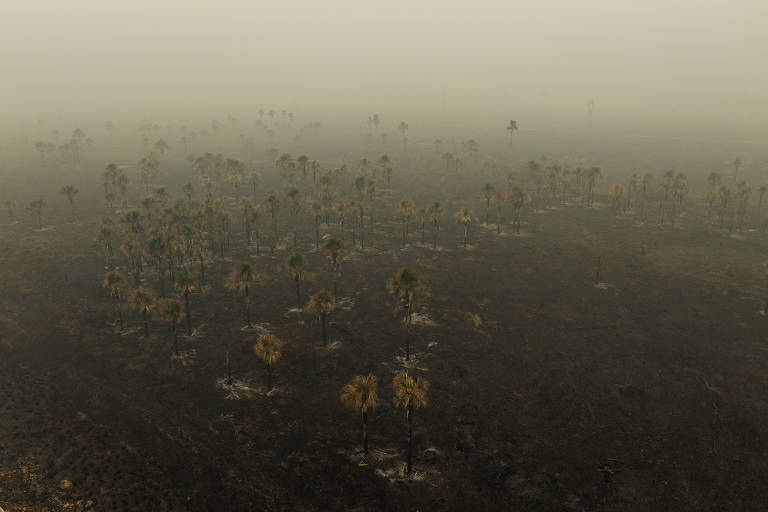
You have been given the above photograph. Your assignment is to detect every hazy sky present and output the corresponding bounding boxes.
[2,0,766,127]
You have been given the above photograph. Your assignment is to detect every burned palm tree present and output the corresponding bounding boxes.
[174,268,197,336]
[395,199,415,247]
[455,207,476,247]
[341,374,380,455]
[157,297,183,355]
[481,184,495,225]
[103,271,127,331]
[253,334,284,391]
[393,372,429,475]
[428,202,445,248]
[325,237,343,296]
[227,261,263,328]
[131,287,155,338]
[388,268,428,361]
[285,252,306,308]
[306,289,335,344]
[60,185,79,220]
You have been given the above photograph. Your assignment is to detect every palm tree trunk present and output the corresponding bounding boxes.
[173,322,178,355]
[407,407,413,474]
[117,304,124,331]
[142,309,149,337]
[295,277,301,308]
[321,312,327,345]
[363,411,369,455]
[266,363,272,391]
[184,289,192,335]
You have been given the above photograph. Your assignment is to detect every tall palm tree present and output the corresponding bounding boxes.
[4,200,16,223]
[506,120,518,144]
[157,297,183,355]
[60,185,79,220]
[253,334,284,391]
[341,374,380,455]
[131,288,155,337]
[507,186,529,234]
[455,207,476,247]
[175,268,197,335]
[28,199,46,228]
[103,271,126,330]
[388,268,428,360]
[481,184,495,225]
[306,289,335,344]
[285,252,306,308]
[428,202,444,248]
[393,372,429,475]
[396,199,415,246]
[757,185,767,218]
[227,261,263,328]
[325,237,343,296]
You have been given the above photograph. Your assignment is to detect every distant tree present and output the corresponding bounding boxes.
[587,167,602,206]
[455,207,476,247]
[253,334,284,391]
[131,288,155,337]
[640,173,654,221]
[481,184,495,225]
[27,199,46,228]
[610,184,625,217]
[392,372,429,475]
[388,268,428,361]
[154,139,170,155]
[285,252,306,309]
[506,120,518,144]
[398,121,409,137]
[732,157,742,179]
[306,289,335,344]
[442,152,454,171]
[341,374,380,455]
[5,200,16,223]
[60,185,79,220]
[183,182,194,203]
[491,191,505,233]
[103,271,127,331]
[757,185,767,218]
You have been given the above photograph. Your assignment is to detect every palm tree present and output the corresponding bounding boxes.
[396,199,415,246]
[28,199,46,228]
[341,374,380,455]
[4,200,16,223]
[757,185,767,218]
[455,207,475,247]
[388,268,428,360]
[157,297,183,355]
[175,268,196,335]
[103,271,127,330]
[732,157,742,179]
[507,186,529,234]
[587,167,602,206]
[253,334,284,391]
[285,252,306,308]
[398,121,409,137]
[393,372,429,475]
[640,173,654,221]
[481,184,495,225]
[227,261,263,328]
[427,202,445,248]
[60,185,79,220]
[325,237,343,296]
[506,120,518,144]
[306,289,335,344]
[491,191,505,233]
[131,288,155,337]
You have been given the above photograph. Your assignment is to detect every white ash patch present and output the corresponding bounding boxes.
[216,377,260,400]
[336,297,356,310]
[411,310,436,327]
[171,349,197,366]
[240,323,271,334]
